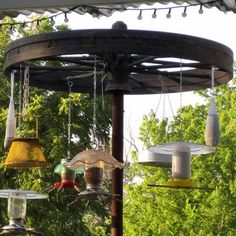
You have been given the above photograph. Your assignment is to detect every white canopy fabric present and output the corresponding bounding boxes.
[0,0,235,19]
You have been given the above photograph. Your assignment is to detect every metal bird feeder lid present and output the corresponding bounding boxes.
[66,149,124,171]
[148,141,216,155]
[0,189,48,199]
[4,138,47,168]
[138,150,172,167]
[3,23,233,94]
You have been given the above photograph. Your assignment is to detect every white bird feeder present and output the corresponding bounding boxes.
[148,142,215,189]
[205,97,220,147]
[138,150,172,168]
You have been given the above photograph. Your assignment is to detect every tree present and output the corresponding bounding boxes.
[124,79,236,235]
[0,16,112,235]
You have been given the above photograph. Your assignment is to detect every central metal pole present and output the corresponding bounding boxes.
[111,92,124,236]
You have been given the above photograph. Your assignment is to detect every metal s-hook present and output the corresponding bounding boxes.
[67,77,73,90]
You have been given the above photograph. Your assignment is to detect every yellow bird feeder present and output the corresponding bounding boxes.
[4,138,46,168]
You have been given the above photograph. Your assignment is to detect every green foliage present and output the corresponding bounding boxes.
[124,79,236,235]
[0,16,112,235]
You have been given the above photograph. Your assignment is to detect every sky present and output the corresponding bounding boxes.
[35,3,236,157]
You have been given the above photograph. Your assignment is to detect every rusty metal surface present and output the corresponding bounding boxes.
[4,29,233,95]
[111,93,124,236]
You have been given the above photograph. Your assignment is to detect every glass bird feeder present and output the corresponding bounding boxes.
[66,149,124,200]
[148,142,215,189]
[0,189,48,235]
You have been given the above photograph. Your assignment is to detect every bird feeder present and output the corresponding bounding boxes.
[148,142,215,189]
[47,159,83,193]
[66,149,124,200]
[4,138,47,168]
[205,97,220,147]
[4,71,16,149]
[138,150,172,168]
[0,189,48,235]
[205,67,220,147]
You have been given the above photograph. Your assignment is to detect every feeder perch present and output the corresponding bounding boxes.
[66,149,123,200]
[205,97,220,147]
[4,138,47,168]
[148,142,215,189]
[0,189,48,235]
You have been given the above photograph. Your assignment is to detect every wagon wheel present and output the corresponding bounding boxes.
[4,24,233,94]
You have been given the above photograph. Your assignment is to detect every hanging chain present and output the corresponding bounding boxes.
[179,59,183,141]
[67,79,73,161]
[18,65,23,129]
[101,63,106,111]
[22,63,30,118]
[92,56,97,147]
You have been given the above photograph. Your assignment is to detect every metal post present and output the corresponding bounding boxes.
[111,92,124,236]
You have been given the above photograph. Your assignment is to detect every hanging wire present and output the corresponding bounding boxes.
[92,56,97,147]
[18,65,23,129]
[67,78,73,161]
[35,116,39,138]
[22,63,30,119]
[179,59,183,141]
[167,93,175,119]
[157,78,175,121]
[162,93,166,120]
[154,93,163,115]
[0,0,220,30]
